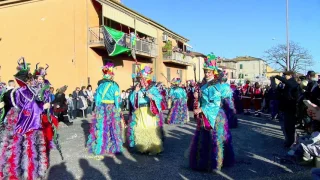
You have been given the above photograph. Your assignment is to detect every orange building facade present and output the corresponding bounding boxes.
[0,0,194,93]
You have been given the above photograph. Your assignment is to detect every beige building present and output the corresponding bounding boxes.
[217,58,237,80]
[265,65,282,78]
[233,56,267,81]
[0,0,193,92]
[186,52,206,82]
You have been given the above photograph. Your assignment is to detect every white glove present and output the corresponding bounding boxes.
[0,102,4,109]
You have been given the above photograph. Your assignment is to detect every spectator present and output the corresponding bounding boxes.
[67,94,74,119]
[269,77,279,120]
[305,71,317,100]
[121,90,127,111]
[7,80,15,90]
[79,86,89,118]
[274,71,299,148]
[125,89,130,110]
[50,87,55,102]
[52,85,73,126]
[72,87,80,118]
[86,85,94,115]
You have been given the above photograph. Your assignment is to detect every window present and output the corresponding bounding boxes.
[167,68,171,81]
[231,72,234,79]
[240,64,243,69]
[179,69,183,81]
[238,73,244,79]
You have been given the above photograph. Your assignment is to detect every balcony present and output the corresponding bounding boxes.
[88,27,158,58]
[163,52,193,66]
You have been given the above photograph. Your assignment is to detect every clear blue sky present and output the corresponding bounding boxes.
[122,0,320,72]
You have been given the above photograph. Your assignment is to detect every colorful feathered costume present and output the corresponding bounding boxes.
[167,78,189,124]
[218,70,238,129]
[127,64,164,155]
[87,63,124,155]
[0,58,56,179]
[0,82,6,129]
[33,63,60,156]
[189,54,235,171]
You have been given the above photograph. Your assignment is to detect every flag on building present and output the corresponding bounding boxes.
[102,26,129,56]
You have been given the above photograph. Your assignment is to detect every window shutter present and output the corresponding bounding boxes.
[167,68,171,81]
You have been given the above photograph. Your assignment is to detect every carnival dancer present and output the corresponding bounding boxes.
[218,70,238,129]
[32,64,61,162]
[0,82,6,128]
[127,64,164,155]
[241,80,253,115]
[0,58,56,179]
[189,53,235,172]
[230,81,242,114]
[252,82,264,117]
[87,63,124,155]
[230,80,237,91]
[157,83,167,110]
[167,78,189,124]
[187,80,196,111]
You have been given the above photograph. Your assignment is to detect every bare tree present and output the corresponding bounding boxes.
[264,41,313,72]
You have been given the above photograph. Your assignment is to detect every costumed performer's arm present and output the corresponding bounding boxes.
[113,83,121,112]
[224,84,236,111]
[169,88,174,99]
[148,86,163,112]
[180,87,187,99]
[179,88,188,102]
[201,86,222,128]
[129,90,138,110]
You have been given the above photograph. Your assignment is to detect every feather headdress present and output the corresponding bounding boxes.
[203,53,219,75]
[102,62,115,79]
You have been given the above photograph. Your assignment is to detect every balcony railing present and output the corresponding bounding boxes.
[88,27,158,57]
[163,52,192,64]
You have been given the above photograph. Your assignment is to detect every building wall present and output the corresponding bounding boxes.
[0,0,189,93]
[266,66,282,79]
[237,60,267,80]
[187,56,205,82]
[0,0,88,94]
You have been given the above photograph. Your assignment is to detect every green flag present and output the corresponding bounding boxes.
[102,26,129,56]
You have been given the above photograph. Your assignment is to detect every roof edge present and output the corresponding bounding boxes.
[98,0,189,42]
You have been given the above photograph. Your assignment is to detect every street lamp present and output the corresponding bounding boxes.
[286,0,290,71]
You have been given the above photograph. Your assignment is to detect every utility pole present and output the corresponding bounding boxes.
[286,0,290,71]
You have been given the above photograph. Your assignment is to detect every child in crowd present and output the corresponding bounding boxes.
[67,94,74,119]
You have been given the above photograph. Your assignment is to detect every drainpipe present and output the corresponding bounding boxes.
[102,6,104,26]
[86,0,89,85]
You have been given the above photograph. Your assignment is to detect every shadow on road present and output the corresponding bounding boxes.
[81,120,90,148]
[102,155,136,179]
[47,162,75,180]
[80,158,107,180]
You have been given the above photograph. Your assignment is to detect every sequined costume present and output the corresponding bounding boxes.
[167,78,189,124]
[87,63,124,155]
[219,79,238,129]
[0,58,55,179]
[189,53,235,171]
[0,82,6,129]
[127,64,164,155]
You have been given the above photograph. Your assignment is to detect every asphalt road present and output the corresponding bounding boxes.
[46,112,311,180]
